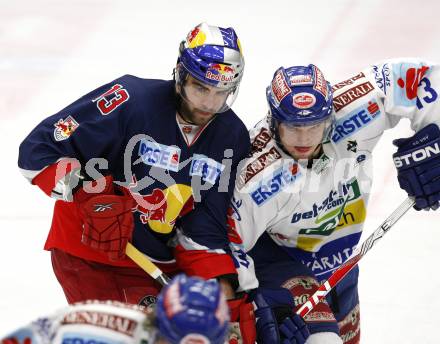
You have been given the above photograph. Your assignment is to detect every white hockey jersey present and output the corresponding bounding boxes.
[229,58,440,291]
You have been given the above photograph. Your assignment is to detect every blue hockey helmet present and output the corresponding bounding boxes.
[176,23,244,112]
[156,274,230,344]
[267,65,333,127]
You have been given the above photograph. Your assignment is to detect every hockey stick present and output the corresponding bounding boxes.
[296,196,415,317]
[125,242,171,286]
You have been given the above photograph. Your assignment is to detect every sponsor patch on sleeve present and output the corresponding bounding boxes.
[372,64,391,94]
[54,115,79,141]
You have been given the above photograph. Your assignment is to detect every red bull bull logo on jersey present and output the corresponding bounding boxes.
[53,115,79,141]
[131,183,194,234]
[132,188,168,224]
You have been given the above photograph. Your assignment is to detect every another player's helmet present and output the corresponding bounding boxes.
[49,301,154,344]
[267,65,334,139]
[175,22,245,113]
[156,274,230,344]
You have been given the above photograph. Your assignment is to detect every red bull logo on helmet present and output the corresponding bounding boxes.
[54,115,79,141]
[205,64,235,83]
[186,26,207,49]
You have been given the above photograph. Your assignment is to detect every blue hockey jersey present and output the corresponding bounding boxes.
[18,75,250,278]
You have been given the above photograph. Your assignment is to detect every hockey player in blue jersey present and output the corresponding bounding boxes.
[1,274,230,344]
[228,61,440,343]
[17,22,250,309]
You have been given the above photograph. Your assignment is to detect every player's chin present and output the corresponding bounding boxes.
[193,110,216,124]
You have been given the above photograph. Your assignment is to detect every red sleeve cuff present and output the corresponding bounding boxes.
[32,159,80,196]
[174,244,237,280]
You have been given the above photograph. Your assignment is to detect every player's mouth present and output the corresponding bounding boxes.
[196,109,214,117]
[294,146,312,153]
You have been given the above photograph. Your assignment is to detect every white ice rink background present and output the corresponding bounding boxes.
[1,0,440,342]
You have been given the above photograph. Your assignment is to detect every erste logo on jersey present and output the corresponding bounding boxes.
[93,84,130,115]
[190,154,225,185]
[250,162,300,206]
[332,100,381,143]
[139,140,180,172]
[54,115,79,141]
[61,334,120,344]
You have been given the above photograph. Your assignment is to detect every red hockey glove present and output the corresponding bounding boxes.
[74,176,136,261]
[227,294,256,344]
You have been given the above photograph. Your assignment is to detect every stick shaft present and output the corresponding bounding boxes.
[297,197,415,317]
[125,242,171,286]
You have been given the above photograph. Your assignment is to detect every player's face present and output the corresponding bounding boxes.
[180,75,230,125]
[278,121,326,160]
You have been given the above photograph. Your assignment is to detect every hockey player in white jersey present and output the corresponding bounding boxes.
[228,60,440,343]
[0,274,230,344]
